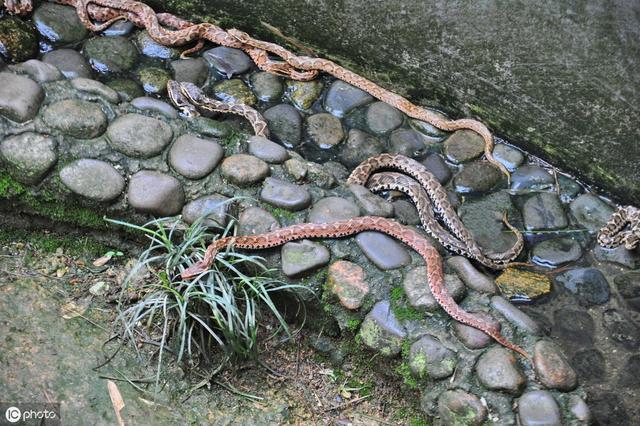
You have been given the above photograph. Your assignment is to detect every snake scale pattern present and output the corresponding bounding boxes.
[597,205,640,250]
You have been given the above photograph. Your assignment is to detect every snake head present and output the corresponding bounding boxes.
[167,80,199,118]
[178,81,206,104]
[227,28,250,43]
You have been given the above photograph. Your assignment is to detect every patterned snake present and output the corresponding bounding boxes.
[597,205,640,250]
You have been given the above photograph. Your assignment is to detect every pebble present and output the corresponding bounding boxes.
[522,192,568,230]
[365,101,403,133]
[324,80,373,117]
[102,20,135,37]
[551,308,595,348]
[0,71,44,122]
[475,347,526,394]
[593,244,639,269]
[89,281,109,297]
[438,390,487,426]
[558,174,583,202]
[220,154,269,186]
[358,300,406,356]
[571,348,606,383]
[168,134,223,179]
[284,158,337,189]
[493,144,524,172]
[127,170,185,216]
[32,3,88,45]
[403,267,466,312]
[602,308,640,350]
[204,47,253,78]
[71,78,120,104]
[42,99,107,139]
[568,395,592,423]
[9,59,62,83]
[589,393,629,426]
[308,197,360,223]
[533,340,577,391]
[136,66,171,95]
[326,260,370,309]
[188,116,231,138]
[338,129,384,168]
[0,17,38,62]
[135,30,180,59]
[348,184,394,217]
[250,72,284,102]
[0,132,57,185]
[170,58,207,85]
[446,256,497,293]
[490,296,542,335]
[420,153,452,184]
[555,267,610,306]
[105,78,143,102]
[614,272,640,312]
[388,128,428,158]
[247,136,289,164]
[107,114,173,158]
[281,240,330,277]
[392,200,420,226]
[42,48,93,79]
[517,390,562,426]
[59,159,124,202]
[453,311,500,349]
[259,177,311,211]
[286,80,323,110]
[409,119,447,141]
[213,79,256,105]
[237,207,279,236]
[83,36,138,73]
[181,194,230,227]
[306,113,344,148]
[453,161,502,194]
[131,97,178,118]
[531,237,583,267]
[263,104,302,148]
[618,355,640,388]
[355,232,411,270]
[569,193,615,232]
[510,165,554,191]
[444,130,485,163]
[495,268,551,301]
[408,335,457,379]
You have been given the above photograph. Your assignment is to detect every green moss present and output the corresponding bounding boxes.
[390,286,404,303]
[346,318,361,333]
[395,362,418,389]
[0,228,113,257]
[390,286,422,321]
[401,338,411,358]
[264,204,297,222]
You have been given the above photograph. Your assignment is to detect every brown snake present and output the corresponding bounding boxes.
[597,205,640,250]
[3,0,31,14]
[181,216,530,359]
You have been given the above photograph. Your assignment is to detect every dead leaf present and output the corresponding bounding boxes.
[107,380,126,426]
[93,254,113,267]
[55,267,67,278]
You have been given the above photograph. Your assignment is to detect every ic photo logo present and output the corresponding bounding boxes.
[0,403,60,425]
[4,407,20,423]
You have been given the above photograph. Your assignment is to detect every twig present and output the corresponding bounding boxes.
[323,394,371,412]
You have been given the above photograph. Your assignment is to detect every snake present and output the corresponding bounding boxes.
[348,153,523,267]
[180,215,530,360]
[3,0,31,14]
[167,80,269,138]
[597,205,640,250]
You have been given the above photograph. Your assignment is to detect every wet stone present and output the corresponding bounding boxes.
[388,128,428,158]
[42,48,93,79]
[366,101,403,134]
[136,66,171,95]
[214,79,256,105]
[106,78,143,102]
[339,129,384,168]
[306,113,344,148]
[495,268,551,301]
[9,59,62,83]
[260,177,311,211]
[264,104,302,148]
[571,349,606,383]
[181,194,230,227]
[408,335,457,379]
[358,300,406,356]
[247,136,289,164]
[107,114,173,158]
[131,97,178,119]
[220,154,269,186]
[0,17,38,62]
[33,3,88,45]
[453,311,499,349]
[438,390,487,426]
[136,30,180,59]
[531,237,583,267]
[170,58,207,85]
[533,340,577,391]
[83,36,138,73]
[89,281,109,296]
[393,200,420,226]
[0,72,43,122]
[593,244,639,269]
[168,134,223,179]
[204,46,253,78]
[43,99,107,139]
[403,267,466,312]
[491,296,542,335]
[127,171,185,216]
[475,347,526,394]
[420,153,451,184]
[238,207,279,236]
[614,272,640,312]
[444,130,485,163]
[71,78,120,104]
[409,119,447,141]
[355,232,411,270]
[523,192,568,230]
[102,20,135,37]
[308,197,360,223]
[453,161,502,194]
[618,355,640,388]
[447,256,497,293]
[517,390,562,426]
[510,165,554,191]
[568,395,592,424]
[602,308,640,350]
[589,393,629,426]
[250,72,283,102]
[0,132,57,185]
[493,144,524,172]
[281,240,330,277]
[286,79,323,110]
[324,80,373,117]
[555,267,610,306]
[558,175,582,202]
[569,193,615,232]
[326,260,369,309]
[188,116,231,138]
[59,159,124,202]
[284,158,337,189]
[552,308,595,348]
[348,184,394,217]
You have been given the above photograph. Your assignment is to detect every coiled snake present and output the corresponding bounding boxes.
[597,205,640,250]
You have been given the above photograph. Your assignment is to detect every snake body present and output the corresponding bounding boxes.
[597,205,640,250]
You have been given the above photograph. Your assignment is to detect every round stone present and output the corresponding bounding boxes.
[393,199,420,225]
[493,144,524,172]
[71,78,120,104]
[102,20,134,37]
[571,349,606,383]
[365,101,403,133]
[42,48,93,79]
[602,308,640,350]
[127,171,185,216]
[247,136,289,164]
[306,113,344,148]
[170,58,207,85]
[0,132,57,185]
[618,355,640,388]
[42,99,107,139]
[250,72,283,102]
[0,17,38,62]
[358,300,406,356]
[615,272,640,312]
[593,244,639,269]
[136,66,171,95]
[204,46,253,77]
[446,256,497,293]
[532,237,583,267]
[569,193,615,232]
[551,308,595,348]
[388,128,428,158]
[188,117,231,138]
[264,104,302,148]
[475,347,526,394]
[32,2,88,45]
[522,192,568,230]
[59,159,124,202]
[286,80,323,110]
[421,153,452,184]
[260,177,311,211]
[281,240,330,277]
[9,59,62,83]
[494,268,551,301]
[490,296,542,335]
[453,161,503,194]
[348,184,394,217]
[181,194,230,227]
[438,390,487,426]
[444,130,485,163]
[168,134,223,179]
[568,395,592,424]
[326,260,369,310]
[237,207,279,236]
[355,231,411,270]
[338,129,384,168]
[105,78,143,101]
[107,114,173,158]
[403,267,466,312]
[83,36,138,73]
[408,335,457,379]
[308,197,360,223]
[220,154,269,186]
[324,80,373,117]
[511,165,555,191]
[517,390,562,426]
[558,175,583,202]
[453,311,500,349]
[0,72,43,122]
[533,340,577,391]
[131,97,178,118]
[555,267,610,306]
[135,30,180,59]
[213,79,256,105]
